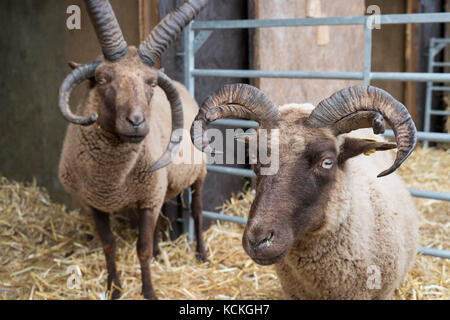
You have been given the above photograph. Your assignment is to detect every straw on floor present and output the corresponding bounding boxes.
[0,145,448,299]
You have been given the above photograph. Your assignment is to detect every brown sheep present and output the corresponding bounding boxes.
[58,0,209,299]
[191,84,419,299]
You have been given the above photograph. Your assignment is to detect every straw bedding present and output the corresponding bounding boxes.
[0,146,448,300]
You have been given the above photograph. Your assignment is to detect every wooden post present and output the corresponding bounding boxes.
[404,0,419,126]
[139,0,160,68]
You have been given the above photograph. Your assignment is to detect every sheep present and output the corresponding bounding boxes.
[191,83,419,300]
[58,0,209,300]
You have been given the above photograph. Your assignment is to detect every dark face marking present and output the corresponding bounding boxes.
[243,133,338,265]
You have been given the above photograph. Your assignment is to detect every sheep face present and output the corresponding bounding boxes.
[242,118,398,265]
[243,120,338,265]
[93,47,157,143]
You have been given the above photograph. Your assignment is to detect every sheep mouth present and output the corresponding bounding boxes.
[250,249,288,266]
[120,134,146,143]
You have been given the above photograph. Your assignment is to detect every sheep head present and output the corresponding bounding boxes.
[58,0,209,171]
[191,84,417,265]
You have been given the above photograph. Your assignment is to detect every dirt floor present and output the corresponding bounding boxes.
[0,145,448,300]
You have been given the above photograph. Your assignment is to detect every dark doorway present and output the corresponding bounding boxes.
[159,0,250,237]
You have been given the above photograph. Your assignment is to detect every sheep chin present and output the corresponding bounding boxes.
[250,249,288,266]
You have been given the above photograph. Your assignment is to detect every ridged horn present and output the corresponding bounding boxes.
[84,0,128,62]
[147,71,184,172]
[308,85,417,177]
[58,61,101,126]
[138,0,210,67]
[191,83,281,153]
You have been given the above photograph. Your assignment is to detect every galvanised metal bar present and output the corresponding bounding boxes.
[212,119,259,128]
[183,22,196,241]
[183,22,195,97]
[202,213,450,258]
[203,211,247,225]
[432,62,450,67]
[206,165,256,178]
[191,69,450,82]
[409,189,450,201]
[425,38,441,147]
[193,30,213,54]
[370,71,450,82]
[191,69,363,79]
[208,121,450,143]
[430,110,450,116]
[191,13,450,30]
[418,246,450,259]
[431,86,450,91]
[382,129,450,143]
[181,187,194,241]
[207,164,450,202]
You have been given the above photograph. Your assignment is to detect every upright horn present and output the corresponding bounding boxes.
[308,86,417,177]
[138,0,210,67]
[84,0,128,62]
[191,83,281,152]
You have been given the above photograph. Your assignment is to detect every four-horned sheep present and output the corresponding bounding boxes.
[58,0,209,299]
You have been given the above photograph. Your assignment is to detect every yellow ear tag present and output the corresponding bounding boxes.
[364,149,377,156]
[361,138,377,156]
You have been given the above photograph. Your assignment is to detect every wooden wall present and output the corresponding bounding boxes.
[252,0,366,106]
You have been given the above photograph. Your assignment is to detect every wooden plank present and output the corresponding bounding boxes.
[251,0,365,106]
[139,0,159,42]
[248,0,261,89]
[404,0,419,126]
[139,0,160,67]
[306,0,322,18]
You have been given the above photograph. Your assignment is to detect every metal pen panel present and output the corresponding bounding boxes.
[183,13,450,259]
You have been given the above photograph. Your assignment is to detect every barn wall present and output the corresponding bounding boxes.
[367,0,406,104]
[0,0,140,204]
[252,0,365,106]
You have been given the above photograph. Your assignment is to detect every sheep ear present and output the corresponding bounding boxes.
[338,137,397,165]
[68,61,83,70]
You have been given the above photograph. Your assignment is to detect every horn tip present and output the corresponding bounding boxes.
[80,113,98,126]
[377,168,395,178]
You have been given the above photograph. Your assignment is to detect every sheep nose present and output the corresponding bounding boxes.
[247,229,275,251]
[126,114,145,128]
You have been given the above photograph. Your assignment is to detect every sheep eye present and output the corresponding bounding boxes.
[97,78,107,85]
[145,79,157,87]
[321,158,334,169]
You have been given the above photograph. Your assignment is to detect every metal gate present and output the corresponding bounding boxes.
[181,12,450,259]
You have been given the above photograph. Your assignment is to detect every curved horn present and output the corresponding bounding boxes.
[308,85,417,177]
[84,0,128,62]
[191,83,281,152]
[58,62,101,126]
[138,0,209,67]
[147,71,184,172]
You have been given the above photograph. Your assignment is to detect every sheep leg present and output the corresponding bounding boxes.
[191,178,208,262]
[91,207,122,300]
[152,212,161,258]
[137,206,160,300]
